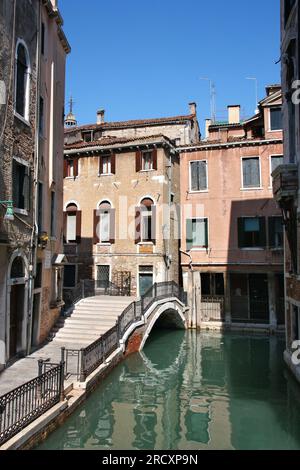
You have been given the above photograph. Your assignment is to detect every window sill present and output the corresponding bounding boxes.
[14,111,30,127]
[240,247,265,251]
[64,242,78,246]
[189,190,209,194]
[138,242,154,245]
[189,247,209,252]
[64,176,78,180]
[97,242,111,246]
[14,208,28,216]
[98,173,114,177]
[240,187,263,191]
[268,129,282,133]
[139,169,155,173]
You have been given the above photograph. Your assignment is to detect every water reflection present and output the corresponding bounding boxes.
[37,331,300,450]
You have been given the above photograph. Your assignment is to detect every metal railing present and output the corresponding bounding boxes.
[200,295,225,322]
[0,362,64,446]
[65,281,187,382]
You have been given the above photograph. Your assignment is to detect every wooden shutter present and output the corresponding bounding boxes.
[135,207,141,244]
[259,217,266,247]
[109,208,116,244]
[99,156,103,175]
[151,205,156,245]
[74,158,79,177]
[186,219,193,251]
[136,151,142,172]
[152,149,158,171]
[190,162,199,191]
[111,154,116,174]
[64,159,68,178]
[63,211,67,243]
[76,211,82,244]
[93,209,100,244]
[199,161,207,190]
[237,218,244,248]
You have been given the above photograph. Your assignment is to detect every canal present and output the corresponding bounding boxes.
[37,330,300,450]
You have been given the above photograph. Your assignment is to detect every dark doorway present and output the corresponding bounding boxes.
[9,284,25,359]
[249,274,269,321]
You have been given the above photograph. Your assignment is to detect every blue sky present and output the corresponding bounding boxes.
[59,0,281,133]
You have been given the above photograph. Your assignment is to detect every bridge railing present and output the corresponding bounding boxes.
[72,281,187,382]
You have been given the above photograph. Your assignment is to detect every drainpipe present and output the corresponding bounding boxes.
[27,1,42,355]
[180,249,197,328]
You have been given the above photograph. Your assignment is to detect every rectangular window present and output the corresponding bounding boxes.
[100,212,110,242]
[66,213,77,243]
[63,265,76,288]
[268,216,284,249]
[82,131,92,142]
[65,159,78,178]
[37,182,43,232]
[190,161,208,192]
[101,155,111,175]
[51,191,55,237]
[238,217,266,248]
[13,159,30,211]
[270,107,282,131]
[186,218,208,250]
[96,265,110,288]
[39,96,44,135]
[242,157,261,188]
[271,155,283,175]
[142,209,153,242]
[142,151,154,171]
[139,266,154,297]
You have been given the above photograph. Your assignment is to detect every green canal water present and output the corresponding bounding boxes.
[37,330,300,450]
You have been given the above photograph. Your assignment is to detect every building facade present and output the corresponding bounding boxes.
[63,106,200,298]
[0,0,69,369]
[180,86,284,330]
[273,0,300,381]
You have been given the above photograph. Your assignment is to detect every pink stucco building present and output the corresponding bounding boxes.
[180,85,284,331]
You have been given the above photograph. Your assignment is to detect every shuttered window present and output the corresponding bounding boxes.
[190,161,208,191]
[268,216,284,248]
[238,217,266,248]
[242,157,260,188]
[13,159,30,211]
[186,219,208,251]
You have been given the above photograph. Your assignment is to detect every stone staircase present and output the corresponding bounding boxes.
[49,296,135,349]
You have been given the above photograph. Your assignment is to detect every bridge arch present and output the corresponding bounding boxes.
[139,300,186,351]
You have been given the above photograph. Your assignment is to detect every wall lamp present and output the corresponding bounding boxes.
[0,201,15,221]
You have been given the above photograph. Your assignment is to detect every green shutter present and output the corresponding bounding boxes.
[186,219,193,251]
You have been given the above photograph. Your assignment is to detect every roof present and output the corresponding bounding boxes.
[64,114,196,134]
[64,134,175,153]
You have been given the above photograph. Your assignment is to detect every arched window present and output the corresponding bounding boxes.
[11,257,25,279]
[15,42,30,119]
[94,201,115,244]
[135,198,156,244]
[64,203,82,244]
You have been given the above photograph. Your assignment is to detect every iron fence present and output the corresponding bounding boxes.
[200,295,225,322]
[0,363,64,446]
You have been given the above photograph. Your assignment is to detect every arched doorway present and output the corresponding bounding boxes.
[8,254,28,360]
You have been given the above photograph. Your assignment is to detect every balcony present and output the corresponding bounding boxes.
[272,164,298,205]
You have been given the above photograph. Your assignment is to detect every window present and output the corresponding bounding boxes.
[101,155,111,175]
[64,203,81,244]
[238,217,266,248]
[15,42,30,119]
[142,199,155,243]
[271,155,283,175]
[13,159,30,210]
[82,131,92,142]
[37,182,43,232]
[270,107,282,131]
[51,191,56,237]
[41,23,45,55]
[63,265,76,288]
[64,158,78,178]
[268,217,284,249]
[139,266,154,297]
[242,157,261,188]
[35,262,43,289]
[190,161,208,192]
[186,219,208,251]
[39,96,44,135]
[142,151,154,171]
[94,202,115,244]
[96,265,110,288]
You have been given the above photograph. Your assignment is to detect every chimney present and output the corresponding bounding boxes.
[189,102,197,115]
[205,119,212,139]
[97,109,105,124]
[227,105,240,124]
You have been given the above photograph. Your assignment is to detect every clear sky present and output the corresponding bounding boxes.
[59,0,281,133]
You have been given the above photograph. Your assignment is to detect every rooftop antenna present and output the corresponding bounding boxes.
[69,95,75,114]
[200,77,216,123]
[246,77,259,114]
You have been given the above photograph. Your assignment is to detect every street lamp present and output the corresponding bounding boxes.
[0,201,14,221]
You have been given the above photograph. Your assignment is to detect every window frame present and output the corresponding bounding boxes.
[189,160,208,193]
[268,216,284,250]
[241,156,262,190]
[12,156,30,214]
[14,39,31,123]
[269,154,284,188]
[238,216,266,250]
[269,106,283,132]
[141,150,154,172]
[99,155,112,176]
[186,217,209,251]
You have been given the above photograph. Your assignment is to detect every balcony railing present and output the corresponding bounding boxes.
[272,164,298,204]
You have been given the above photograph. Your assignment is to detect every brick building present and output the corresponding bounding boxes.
[0,0,69,369]
[63,106,200,297]
[273,0,300,381]
[180,86,284,331]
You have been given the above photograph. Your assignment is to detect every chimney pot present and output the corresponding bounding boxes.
[97,109,105,124]
[189,102,197,115]
[227,105,240,124]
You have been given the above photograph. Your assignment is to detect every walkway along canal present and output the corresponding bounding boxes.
[37,330,300,450]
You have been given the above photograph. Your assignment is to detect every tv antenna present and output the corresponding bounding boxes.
[246,77,259,114]
[200,77,216,123]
